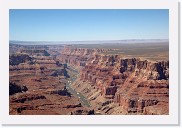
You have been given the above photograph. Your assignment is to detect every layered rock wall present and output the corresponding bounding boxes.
[59,46,169,115]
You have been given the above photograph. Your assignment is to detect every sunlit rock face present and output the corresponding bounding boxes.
[61,45,169,115]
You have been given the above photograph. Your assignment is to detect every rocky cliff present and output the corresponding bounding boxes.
[58,45,105,68]
[79,55,169,114]
[59,46,169,115]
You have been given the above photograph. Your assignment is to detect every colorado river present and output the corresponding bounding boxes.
[65,65,91,107]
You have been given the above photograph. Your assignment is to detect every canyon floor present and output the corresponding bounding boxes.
[9,42,169,115]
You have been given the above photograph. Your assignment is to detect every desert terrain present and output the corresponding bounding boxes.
[9,41,169,115]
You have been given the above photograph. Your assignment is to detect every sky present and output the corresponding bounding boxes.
[9,9,169,42]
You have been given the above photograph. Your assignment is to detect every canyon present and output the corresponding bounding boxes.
[9,42,169,115]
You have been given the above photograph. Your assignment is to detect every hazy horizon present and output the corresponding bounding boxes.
[9,39,169,45]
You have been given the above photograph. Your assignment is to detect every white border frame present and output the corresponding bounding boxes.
[0,0,179,125]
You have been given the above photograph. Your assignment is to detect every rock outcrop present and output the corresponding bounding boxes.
[9,82,28,95]
[70,109,95,115]
[51,68,69,78]
[9,54,32,66]
[20,49,50,56]
[58,45,106,68]
[11,94,46,103]
[50,86,72,97]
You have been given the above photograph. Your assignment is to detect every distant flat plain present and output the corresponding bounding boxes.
[72,42,169,62]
